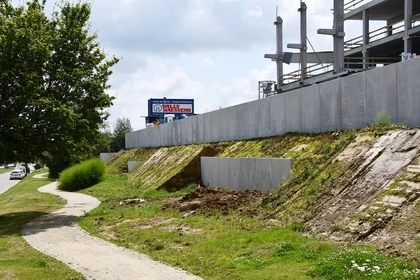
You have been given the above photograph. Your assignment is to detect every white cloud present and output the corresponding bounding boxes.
[199,57,215,68]
[12,0,371,134]
[244,6,263,20]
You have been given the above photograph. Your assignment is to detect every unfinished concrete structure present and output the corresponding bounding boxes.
[264,0,420,93]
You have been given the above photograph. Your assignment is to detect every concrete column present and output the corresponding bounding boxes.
[318,0,345,74]
[404,0,412,54]
[287,2,308,82]
[264,17,284,92]
[275,16,284,88]
[300,2,308,81]
[333,0,345,73]
[362,9,370,69]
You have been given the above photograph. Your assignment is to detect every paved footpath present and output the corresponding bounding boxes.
[22,180,203,280]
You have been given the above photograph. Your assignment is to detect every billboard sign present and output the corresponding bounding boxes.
[148,98,194,118]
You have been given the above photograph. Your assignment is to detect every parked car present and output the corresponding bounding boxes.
[10,169,26,180]
[19,166,27,176]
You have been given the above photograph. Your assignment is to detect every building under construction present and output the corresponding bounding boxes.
[260,0,420,97]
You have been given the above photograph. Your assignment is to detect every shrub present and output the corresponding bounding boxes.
[59,158,106,191]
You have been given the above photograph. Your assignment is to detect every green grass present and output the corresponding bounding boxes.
[78,173,420,280]
[0,171,84,279]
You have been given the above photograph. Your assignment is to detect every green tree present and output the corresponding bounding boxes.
[110,117,133,152]
[95,123,112,155]
[0,0,119,177]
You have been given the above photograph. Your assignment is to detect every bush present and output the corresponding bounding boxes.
[59,158,106,191]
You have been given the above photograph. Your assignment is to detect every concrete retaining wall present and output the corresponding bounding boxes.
[100,153,118,162]
[126,59,420,148]
[127,161,140,172]
[201,157,293,192]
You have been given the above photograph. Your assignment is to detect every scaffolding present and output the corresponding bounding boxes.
[262,0,420,95]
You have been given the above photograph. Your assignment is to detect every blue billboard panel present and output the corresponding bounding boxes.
[147,98,195,125]
[148,98,194,117]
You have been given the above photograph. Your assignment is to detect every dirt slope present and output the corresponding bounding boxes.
[306,130,420,260]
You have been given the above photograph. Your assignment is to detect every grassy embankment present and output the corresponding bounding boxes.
[77,127,419,280]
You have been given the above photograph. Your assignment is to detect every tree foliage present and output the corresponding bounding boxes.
[0,0,119,176]
[110,117,133,152]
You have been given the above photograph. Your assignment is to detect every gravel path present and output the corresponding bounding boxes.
[22,180,202,280]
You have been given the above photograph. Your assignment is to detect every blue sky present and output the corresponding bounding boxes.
[13,0,381,130]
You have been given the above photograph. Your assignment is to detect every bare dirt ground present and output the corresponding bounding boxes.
[163,186,267,216]
[22,179,202,280]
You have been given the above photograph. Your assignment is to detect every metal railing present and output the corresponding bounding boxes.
[344,0,368,11]
[280,0,420,85]
[282,56,400,84]
[344,19,420,52]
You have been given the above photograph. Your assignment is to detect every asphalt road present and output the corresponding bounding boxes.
[0,168,21,195]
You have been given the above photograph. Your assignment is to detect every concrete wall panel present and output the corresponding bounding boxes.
[366,64,398,124]
[258,97,272,137]
[201,157,218,188]
[271,159,293,189]
[160,123,170,147]
[247,101,260,139]
[196,113,206,144]
[203,112,213,143]
[181,117,193,145]
[126,130,137,149]
[301,85,321,133]
[270,94,286,136]
[201,157,293,192]
[217,158,230,188]
[153,126,161,147]
[227,105,239,140]
[255,159,271,191]
[397,59,420,127]
[127,161,140,172]
[125,133,132,149]
[139,129,151,147]
[241,158,256,191]
[236,104,249,140]
[320,78,342,132]
[100,153,118,162]
[341,72,367,130]
[285,89,302,133]
[211,108,229,142]
[228,158,242,191]
[190,115,199,144]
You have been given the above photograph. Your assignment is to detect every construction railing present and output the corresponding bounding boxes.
[344,0,368,11]
[282,56,400,84]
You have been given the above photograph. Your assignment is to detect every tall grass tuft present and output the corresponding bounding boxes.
[59,158,106,191]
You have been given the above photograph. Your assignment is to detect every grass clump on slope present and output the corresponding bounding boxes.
[59,158,106,191]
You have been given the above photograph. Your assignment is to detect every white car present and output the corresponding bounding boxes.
[10,170,26,180]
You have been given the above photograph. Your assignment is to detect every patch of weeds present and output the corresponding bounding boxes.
[260,139,269,149]
[273,242,295,256]
[308,246,420,280]
[145,238,166,251]
[291,222,307,233]
[330,222,347,233]
[377,111,392,126]
[323,144,332,154]
[304,163,316,179]
[344,126,357,142]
